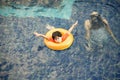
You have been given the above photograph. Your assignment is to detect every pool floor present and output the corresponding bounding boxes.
[0,0,120,80]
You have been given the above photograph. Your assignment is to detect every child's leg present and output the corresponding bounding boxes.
[34,32,49,40]
[68,21,78,33]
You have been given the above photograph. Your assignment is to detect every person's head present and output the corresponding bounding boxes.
[52,31,62,43]
[90,11,102,22]
[90,11,105,29]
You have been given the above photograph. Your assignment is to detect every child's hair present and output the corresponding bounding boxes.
[52,31,62,40]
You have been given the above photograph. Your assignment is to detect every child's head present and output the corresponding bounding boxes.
[52,31,62,43]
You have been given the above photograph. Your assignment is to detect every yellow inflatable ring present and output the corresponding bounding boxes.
[44,28,74,50]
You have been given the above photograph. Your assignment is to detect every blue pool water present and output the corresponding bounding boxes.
[0,0,120,80]
[0,0,75,19]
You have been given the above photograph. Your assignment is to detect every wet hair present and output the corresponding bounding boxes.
[90,13,105,29]
[52,31,62,40]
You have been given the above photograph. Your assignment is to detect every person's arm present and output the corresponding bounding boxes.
[68,21,78,33]
[34,32,49,40]
[103,18,120,45]
[84,19,92,50]
[84,19,91,41]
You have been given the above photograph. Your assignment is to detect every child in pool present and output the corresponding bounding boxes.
[84,11,120,51]
[34,21,78,43]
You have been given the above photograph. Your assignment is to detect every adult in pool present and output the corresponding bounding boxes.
[84,11,120,51]
[34,21,78,43]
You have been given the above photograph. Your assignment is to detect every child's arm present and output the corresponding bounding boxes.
[34,32,49,40]
[68,21,78,33]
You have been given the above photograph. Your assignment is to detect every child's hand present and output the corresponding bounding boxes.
[46,24,55,30]
[74,21,78,26]
[34,32,41,37]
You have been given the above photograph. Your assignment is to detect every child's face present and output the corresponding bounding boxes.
[54,36,62,43]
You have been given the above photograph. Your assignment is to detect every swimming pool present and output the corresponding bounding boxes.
[0,0,120,80]
[0,0,75,19]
